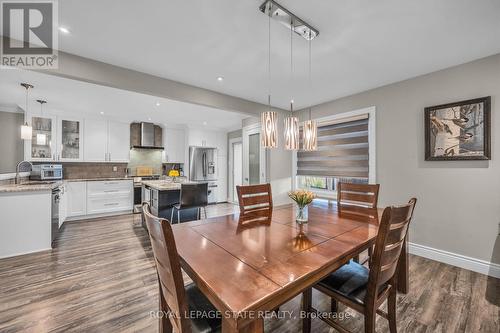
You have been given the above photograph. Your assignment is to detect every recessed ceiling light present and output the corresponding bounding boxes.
[100,111,104,115]
[217,76,224,82]
[155,102,160,106]
[59,26,70,34]
[203,121,207,126]
[148,117,152,121]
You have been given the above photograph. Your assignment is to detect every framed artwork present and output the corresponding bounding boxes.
[425,97,491,161]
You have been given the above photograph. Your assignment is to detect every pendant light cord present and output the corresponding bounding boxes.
[267,4,271,110]
[290,17,294,115]
[308,30,312,120]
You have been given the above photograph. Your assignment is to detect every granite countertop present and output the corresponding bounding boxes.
[64,177,133,182]
[141,180,194,191]
[0,181,63,193]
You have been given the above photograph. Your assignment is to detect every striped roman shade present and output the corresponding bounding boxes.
[297,116,369,178]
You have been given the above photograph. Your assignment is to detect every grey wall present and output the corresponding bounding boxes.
[298,53,500,265]
[0,110,24,173]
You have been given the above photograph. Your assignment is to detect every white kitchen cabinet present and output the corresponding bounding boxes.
[57,117,84,161]
[26,114,83,162]
[163,128,185,163]
[84,119,108,162]
[66,181,87,217]
[25,114,57,161]
[188,128,217,147]
[83,119,130,162]
[108,121,130,162]
[59,185,68,227]
[86,180,133,215]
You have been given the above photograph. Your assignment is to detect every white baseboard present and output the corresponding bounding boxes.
[409,242,500,278]
[0,247,51,260]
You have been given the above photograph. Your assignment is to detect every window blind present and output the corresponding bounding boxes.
[297,116,369,178]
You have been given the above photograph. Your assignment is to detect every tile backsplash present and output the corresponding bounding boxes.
[128,149,163,175]
[59,162,128,179]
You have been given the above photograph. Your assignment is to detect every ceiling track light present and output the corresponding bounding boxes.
[259,0,319,41]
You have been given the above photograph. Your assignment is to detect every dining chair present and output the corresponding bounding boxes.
[143,203,221,333]
[337,182,380,266]
[302,198,417,333]
[236,183,273,217]
[171,183,208,224]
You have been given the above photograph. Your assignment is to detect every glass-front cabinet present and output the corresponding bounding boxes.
[58,118,82,161]
[26,114,83,162]
[30,116,55,160]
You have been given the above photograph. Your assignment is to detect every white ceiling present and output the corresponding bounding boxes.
[55,0,500,109]
[0,69,247,131]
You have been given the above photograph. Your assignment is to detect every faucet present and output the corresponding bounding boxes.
[16,161,33,184]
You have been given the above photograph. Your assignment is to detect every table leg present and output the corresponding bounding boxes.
[222,318,264,333]
[302,288,312,333]
[397,236,409,294]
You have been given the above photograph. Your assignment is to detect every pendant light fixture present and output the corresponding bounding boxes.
[20,83,34,140]
[36,99,47,145]
[284,17,299,150]
[261,2,278,149]
[302,32,318,151]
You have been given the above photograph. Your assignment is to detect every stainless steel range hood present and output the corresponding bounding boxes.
[130,122,164,149]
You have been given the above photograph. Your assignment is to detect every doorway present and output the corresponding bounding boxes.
[229,138,243,203]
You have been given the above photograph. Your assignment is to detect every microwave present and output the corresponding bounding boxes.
[31,164,63,180]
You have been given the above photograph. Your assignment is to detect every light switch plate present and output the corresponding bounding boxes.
[113,166,117,172]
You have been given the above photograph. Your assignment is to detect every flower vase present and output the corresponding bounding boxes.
[296,205,309,224]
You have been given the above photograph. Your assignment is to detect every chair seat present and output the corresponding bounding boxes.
[316,261,386,306]
[186,283,222,333]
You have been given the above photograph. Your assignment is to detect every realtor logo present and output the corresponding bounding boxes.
[1,0,58,68]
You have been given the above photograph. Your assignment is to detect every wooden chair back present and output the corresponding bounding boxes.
[337,182,380,220]
[367,198,417,303]
[236,184,273,216]
[142,203,191,333]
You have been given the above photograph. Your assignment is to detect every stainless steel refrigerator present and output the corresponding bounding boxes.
[189,147,218,181]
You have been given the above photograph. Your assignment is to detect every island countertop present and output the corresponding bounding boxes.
[141,180,197,191]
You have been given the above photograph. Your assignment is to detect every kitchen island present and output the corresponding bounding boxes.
[141,180,202,223]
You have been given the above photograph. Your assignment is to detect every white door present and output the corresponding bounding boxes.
[108,121,130,162]
[232,141,243,202]
[84,119,108,162]
[242,123,266,185]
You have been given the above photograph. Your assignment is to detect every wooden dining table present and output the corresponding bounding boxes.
[171,201,408,333]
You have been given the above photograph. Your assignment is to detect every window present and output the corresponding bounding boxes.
[296,115,370,198]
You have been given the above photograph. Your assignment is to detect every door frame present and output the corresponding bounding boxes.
[228,137,243,203]
[242,122,267,186]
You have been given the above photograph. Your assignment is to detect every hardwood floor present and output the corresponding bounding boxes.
[0,204,498,333]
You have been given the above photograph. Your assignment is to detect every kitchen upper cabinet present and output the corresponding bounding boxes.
[58,117,83,161]
[26,114,83,162]
[27,115,57,161]
[84,119,108,162]
[66,181,87,217]
[108,121,130,162]
[188,129,217,148]
[84,119,129,162]
[163,128,185,163]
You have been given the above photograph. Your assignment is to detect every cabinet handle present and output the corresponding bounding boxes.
[104,202,119,206]
[109,153,111,161]
[104,190,119,193]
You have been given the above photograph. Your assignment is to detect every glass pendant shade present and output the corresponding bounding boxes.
[21,122,32,140]
[284,116,299,150]
[261,111,278,148]
[303,119,318,151]
[36,133,47,145]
